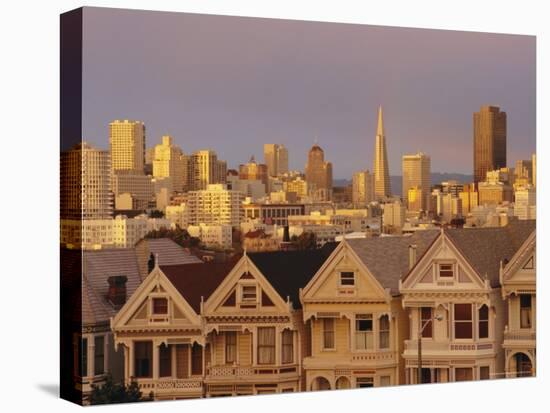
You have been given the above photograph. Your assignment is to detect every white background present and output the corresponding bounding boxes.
[0,0,547,411]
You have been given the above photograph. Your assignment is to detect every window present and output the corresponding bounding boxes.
[421,307,433,338]
[225,332,237,364]
[282,330,294,364]
[152,297,168,315]
[241,285,257,302]
[191,343,203,375]
[379,315,390,349]
[134,341,152,378]
[258,327,276,364]
[159,344,171,377]
[356,377,374,388]
[520,295,532,329]
[480,366,490,380]
[80,337,88,377]
[454,304,473,339]
[340,271,355,286]
[478,305,489,339]
[439,263,454,278]
[323,319,335,350]
[355,314,373,350]
[455,367,473,381]
[94,336,105,375]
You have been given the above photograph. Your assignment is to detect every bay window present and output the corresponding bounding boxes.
[454,304,473,339]
[258,327,276,364]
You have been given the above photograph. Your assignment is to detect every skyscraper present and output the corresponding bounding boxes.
[473,106,507,184]
[189,150,226,190]
[402,152,431,210]
[352,170,374,207]
[264,144,289,177]
[239,156,268,188]
[153,135,187,192]
[305,143,333,201]
[373,106,391,199]
[109,119,146,174]
[61,142,113,220]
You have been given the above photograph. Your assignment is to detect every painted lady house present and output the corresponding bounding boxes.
[299,232,438,391]
[500,229,536,377]
[399,220,535,384]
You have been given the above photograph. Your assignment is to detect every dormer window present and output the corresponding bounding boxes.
[152,297,168,315]
[438,263,454,278]
[340,271,355,286]
[241,285,257,302]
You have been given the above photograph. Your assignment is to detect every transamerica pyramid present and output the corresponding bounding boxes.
[373,106,391,199]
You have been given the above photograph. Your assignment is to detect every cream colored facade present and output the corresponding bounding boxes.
[383,200,405,231]
[284,177,308,200]
[402,153,430,210]
[190,150,226,190]
[400,232,508,383]
[153,136,187,192]
[352,170,374,207]
[112,172,154,210]
[500,232,536,377]
[514,186,536,220]
[264,144,288,177]
[301,241,406,390]
[109,120,146,174]
[187,224,233,250]
[187,184,244,228]
[165,203,188,229]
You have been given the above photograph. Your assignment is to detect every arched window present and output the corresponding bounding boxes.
[478,305,489,339]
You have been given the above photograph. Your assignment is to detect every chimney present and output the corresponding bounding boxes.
[408,244,417,270]
[107,275,128,307]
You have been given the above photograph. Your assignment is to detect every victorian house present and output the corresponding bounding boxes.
[399,220,535,384]
[299,233,437,390]
[500,230,536,377]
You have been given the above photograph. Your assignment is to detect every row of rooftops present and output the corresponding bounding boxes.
[65,219,535,325]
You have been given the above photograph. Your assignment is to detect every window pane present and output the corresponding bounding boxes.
[159,344,171,377]
[356,377,374,388]
[153,298,168,314]
[421,307,433,338]
[282,330,293,364]
[340,272,355,286]
[520,294,532,308]
[323,319,335,349]
[455,368,473,381]
[379,315,390,349]
[225,332,237,364]
[242,286,257,302]
[258,327,276,364]
[479,305,489,338]
[455,304,472,320]
[81,338,88,377]
[480,366,490,380]
[134,341,152,378]
[191,343,203,375]
[455,321,473,339]
[439,264,454,277]
[94,336,105,375]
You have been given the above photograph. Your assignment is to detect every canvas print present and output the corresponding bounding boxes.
[60,7,536,406]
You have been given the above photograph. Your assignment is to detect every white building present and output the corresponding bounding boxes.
[383,200,406,232]
[165,202,188,229]
[187,223,233,250]
[514,186,536,220]
[187,184,245,228]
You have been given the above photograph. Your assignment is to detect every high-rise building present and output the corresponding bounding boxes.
[373,106,391,199]
[264,144,289,177]
[352,170,374,207]
[239,156,268,188]
[112,172,154,210]
[515,159,533,185]
[187,184,244,227]
[514,186,536,220]
[473,106,507,184]
[61,143,113,220]
[402,152,430,210]
[189,150,226,190]
[109,119,146,174]
[459,183,479,214]
[382,200,405,232]
[305,143,333,201]
[153,135,187,192]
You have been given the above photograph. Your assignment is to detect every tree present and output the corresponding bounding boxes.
[143,226,201,249]
[90,374,153,404]
[148,209,165,218]
[291,231,318,250]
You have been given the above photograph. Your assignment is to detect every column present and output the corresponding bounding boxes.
[275,327,281,366]
[128,341,135,379]
[123,344,130,383]
[252,328,258,365]
[171,345,177,379]
[153,342,160,380]
[104,334,110,375]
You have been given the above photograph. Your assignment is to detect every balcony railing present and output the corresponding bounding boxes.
[206,364,298,380]
[135,378,203,393]
[504,331,536,341]
[404,340,494,353]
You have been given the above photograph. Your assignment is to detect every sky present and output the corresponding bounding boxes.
[82,7,535,178]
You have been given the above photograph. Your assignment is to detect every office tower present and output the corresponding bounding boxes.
[352,170,375,207]
[407,186,424,212]
[239,156,268,188]
[189,150,226,190]
[153,135,187,192]
[383,200,405,232]
[515,159,533,185]
[264,143,289,177]
[514,186,536,220]
[305,143,333,201]
[473,106,507,184]
[402,152,431,210]
[109,119,146,174]
[61,142,113,220]
[459,183,479,214]
[186,184,245,227]
[373,106,391,199]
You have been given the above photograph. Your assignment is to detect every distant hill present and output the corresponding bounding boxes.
[334,173,473,197]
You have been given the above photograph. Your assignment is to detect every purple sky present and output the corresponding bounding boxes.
[82,7,535,178]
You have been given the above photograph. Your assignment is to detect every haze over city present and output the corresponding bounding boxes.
[81,7,535,178]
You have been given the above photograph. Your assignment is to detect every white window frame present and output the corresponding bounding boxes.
[437,262,455,280]
[238,283,258,305]
[339,270,356,287]
[355,314,374,351]
[321,318,336,351]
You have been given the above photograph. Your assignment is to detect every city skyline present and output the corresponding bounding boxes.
[81,8,535,178]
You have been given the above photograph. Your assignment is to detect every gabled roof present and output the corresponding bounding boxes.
[160,256,240,313]
[248,243,338,309]
[444,219,535,287]
[346,231,439,295]
[143,238,203,266]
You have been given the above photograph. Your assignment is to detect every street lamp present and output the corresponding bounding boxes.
[417,313,444,384]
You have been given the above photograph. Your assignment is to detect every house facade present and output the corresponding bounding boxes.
[500,231,536,377]
[399,221,535,384]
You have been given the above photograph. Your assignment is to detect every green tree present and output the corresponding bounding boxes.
[90,374,153,404]
[291,231,318,250]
